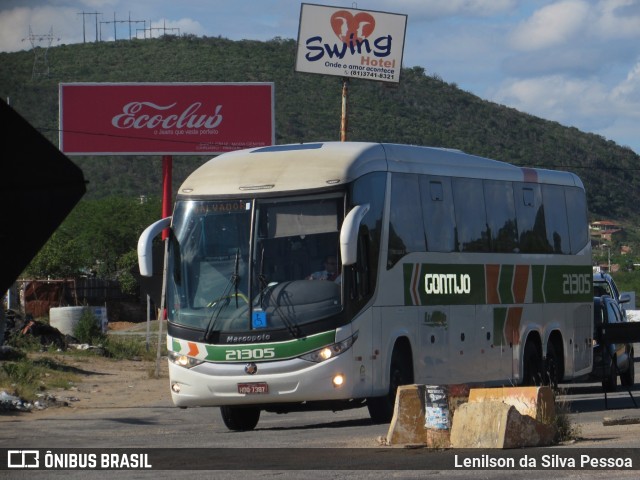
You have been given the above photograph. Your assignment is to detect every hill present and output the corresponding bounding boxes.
[1,35,639,226]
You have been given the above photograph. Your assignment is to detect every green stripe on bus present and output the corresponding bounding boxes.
[543,265,593,302]
[499,265,514,304]
[532,265,545,303]
[404,263,592,305]
[203,329,337,362]
[493,307,507,345]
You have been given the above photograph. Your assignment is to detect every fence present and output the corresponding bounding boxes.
[16,278,146,322]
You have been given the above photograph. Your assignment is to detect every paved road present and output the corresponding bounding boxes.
[3,361,640,479]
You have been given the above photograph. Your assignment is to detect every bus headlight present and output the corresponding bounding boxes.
[299,332,358,363]
[169,351,204,369]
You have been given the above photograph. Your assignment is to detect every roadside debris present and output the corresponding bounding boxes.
[3,309,70,350]
[1,309,80,413]
[0,390,71,412]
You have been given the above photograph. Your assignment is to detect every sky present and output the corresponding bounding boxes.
[1,0,639,154]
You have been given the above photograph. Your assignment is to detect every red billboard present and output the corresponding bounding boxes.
[59,83,274,155]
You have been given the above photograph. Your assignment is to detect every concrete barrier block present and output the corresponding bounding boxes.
[450,400,556,448]
[467,386,555,424]
[385,384,470,447]
[386,385,427,446]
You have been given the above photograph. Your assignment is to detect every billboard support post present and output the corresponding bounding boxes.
[340,77,349,142]
[161,155,172,241]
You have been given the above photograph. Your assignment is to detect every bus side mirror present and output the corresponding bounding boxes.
[138,217,172,276]
[340,204,370,266]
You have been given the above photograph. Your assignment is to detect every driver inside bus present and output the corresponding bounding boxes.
[306,255,340,282]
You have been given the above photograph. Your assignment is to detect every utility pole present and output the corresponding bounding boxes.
[146,19,180,38]
[99,12,145,42]
[128,12,146,40]
[77,11,101,43]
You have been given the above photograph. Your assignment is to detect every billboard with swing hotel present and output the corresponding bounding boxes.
[295,3,407,83]
[59,82,274,155]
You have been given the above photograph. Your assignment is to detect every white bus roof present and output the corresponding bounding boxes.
[178,142,584,197]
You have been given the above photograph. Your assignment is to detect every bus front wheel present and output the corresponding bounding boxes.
[367,345,413,424]
[220,406,260,431]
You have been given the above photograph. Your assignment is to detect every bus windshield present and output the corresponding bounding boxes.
[167,196,343,336]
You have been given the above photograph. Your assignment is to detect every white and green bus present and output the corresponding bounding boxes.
[138,142,593,431]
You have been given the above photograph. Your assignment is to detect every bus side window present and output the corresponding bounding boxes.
[483,180,518,253]
[420,176,456,253]
[542,184,570,254]
[387,173,426,268]
[452,178,490,252]
[515,184,551,253]
[565,186,589,253]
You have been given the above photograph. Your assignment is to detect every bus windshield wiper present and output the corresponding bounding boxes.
[202,249,241,342]
[262,287,300,338]
[257,246,270,307]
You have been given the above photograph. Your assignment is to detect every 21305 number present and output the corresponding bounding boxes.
[225,347,275,361]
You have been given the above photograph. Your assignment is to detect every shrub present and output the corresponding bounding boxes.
[73,309,105,345]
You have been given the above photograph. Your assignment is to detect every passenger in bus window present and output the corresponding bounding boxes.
[306,255,339,282]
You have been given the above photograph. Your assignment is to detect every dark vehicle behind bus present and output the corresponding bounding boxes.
[591,295,635,392]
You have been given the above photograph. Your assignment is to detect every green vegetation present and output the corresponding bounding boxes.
[72,309,105,344]
[0,354,78,401]
[1,326,162,402]
[103,335,158,360]
[23,195,161,281]
[2,34,640,286]
[553,392,582,444]
[70,311,160,360]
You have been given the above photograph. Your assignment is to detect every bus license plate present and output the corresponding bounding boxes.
[238,382,269,394]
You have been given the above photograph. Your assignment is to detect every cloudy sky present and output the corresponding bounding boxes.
[1,0,639,154]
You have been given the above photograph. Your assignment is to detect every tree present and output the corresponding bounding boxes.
[23,196,161,280]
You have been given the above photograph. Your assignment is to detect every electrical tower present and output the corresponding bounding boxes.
[24,26,58,80]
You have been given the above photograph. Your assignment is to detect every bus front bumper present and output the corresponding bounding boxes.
[167,352,364,407]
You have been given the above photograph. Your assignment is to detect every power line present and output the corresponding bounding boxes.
[99,12,146,42]
[138,19,180,39]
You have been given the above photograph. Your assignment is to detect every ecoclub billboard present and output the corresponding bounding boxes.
[59,83,274,155]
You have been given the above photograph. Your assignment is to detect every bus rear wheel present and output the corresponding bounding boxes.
[220,406,261,431]
[544,343,561,390]
[522,339,543,386]
[367,346,413,424]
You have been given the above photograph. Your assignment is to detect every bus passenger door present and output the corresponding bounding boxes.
[367,307,383,394]
[418,307,450,384]
[349,308,377,398]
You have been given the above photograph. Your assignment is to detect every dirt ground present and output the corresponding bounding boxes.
[0,322,171,421]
